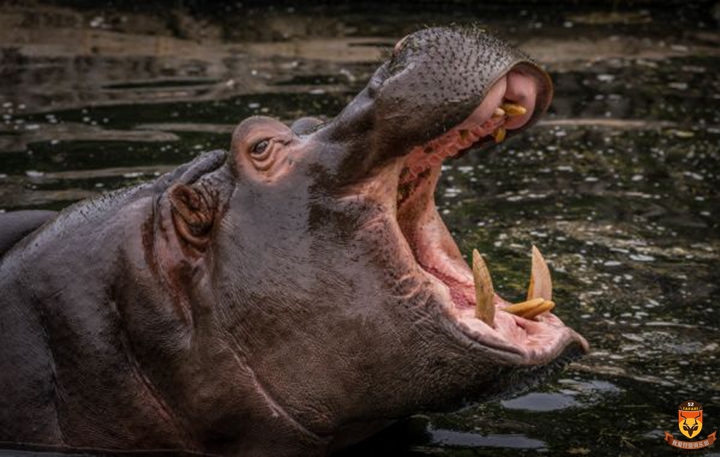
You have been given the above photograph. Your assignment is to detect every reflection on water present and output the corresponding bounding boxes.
[1,1,719,456]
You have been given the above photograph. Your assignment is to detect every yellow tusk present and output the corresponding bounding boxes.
[527,245,553,301]
[500,102,527,117]
[472,249,495,327]
[502,298,545,316]
[493,126,507,143]
[523,300,555,320]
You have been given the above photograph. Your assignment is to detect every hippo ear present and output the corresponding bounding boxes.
[168,183,215,252]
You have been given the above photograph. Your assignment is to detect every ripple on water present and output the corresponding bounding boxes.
[501,378,622,414]
[429,428,547,449]
[501,392,579,412]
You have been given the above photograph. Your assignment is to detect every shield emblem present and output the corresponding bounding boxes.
[678,400,703,439]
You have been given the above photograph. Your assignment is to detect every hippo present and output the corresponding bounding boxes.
[0,27,588,456]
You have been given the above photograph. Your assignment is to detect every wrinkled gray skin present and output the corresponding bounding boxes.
[0,27,585,456]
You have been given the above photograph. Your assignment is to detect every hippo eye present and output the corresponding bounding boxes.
[250,139,270,156]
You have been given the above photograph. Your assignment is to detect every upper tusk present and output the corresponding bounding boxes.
[472,249,495,327]
[500,102,527,117]
[527,245,552,301]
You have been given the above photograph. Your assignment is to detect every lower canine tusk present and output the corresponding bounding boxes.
[472,249,495,327]
[527,245,553,301]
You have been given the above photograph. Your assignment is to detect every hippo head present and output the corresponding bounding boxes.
[149,26,588,453]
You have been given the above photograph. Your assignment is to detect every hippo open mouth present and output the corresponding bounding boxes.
[386,63,588,363]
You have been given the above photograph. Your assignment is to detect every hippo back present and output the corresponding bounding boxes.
[0,210,57,257]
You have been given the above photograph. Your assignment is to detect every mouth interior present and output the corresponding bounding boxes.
[394,67,586,360]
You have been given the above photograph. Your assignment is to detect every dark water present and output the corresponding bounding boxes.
[1,1,720,455]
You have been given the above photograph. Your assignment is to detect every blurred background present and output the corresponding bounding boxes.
[1,1,719,455]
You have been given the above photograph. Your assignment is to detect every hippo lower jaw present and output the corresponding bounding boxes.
[393,64,588,364]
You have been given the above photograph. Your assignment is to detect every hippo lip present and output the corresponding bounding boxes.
[395,65,589,363]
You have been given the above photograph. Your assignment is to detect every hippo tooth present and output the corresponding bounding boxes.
[502,297,544,316]
[459,129,470,143]
[458,137,473,149]
[524,300,555,320]
[500,102,527,117]
[472,249,495,327]
[502,298,555,320]
[493,126,506,143]
[527,245,552,301]
[493,107,506,117]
